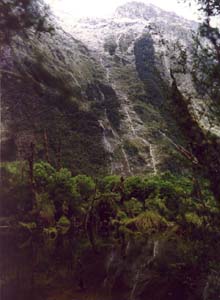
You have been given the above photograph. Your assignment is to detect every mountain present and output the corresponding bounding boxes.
[1,1,220,178]
[1,3,220,298]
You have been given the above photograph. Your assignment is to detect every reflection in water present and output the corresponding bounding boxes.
[0,232,36,300]
[0,231,77,300]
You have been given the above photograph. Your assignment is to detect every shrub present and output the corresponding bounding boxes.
[72,175,95,201]
[34,161,56,189]
[100,175,121,192]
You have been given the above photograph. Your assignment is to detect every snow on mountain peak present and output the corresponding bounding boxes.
[114,1,161,20]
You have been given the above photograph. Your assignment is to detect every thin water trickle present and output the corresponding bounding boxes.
[124,106,136,136]
[122,147,132,175]
[130,269,141,300]
[139,137,157,174]
[149,144,157,175]
[99,120,113,154]
[203,280,209,300]
[99,54,159,176]
[99,120,114,174]
[153,240,159,258]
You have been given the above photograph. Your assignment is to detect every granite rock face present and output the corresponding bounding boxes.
[1,1,219,176]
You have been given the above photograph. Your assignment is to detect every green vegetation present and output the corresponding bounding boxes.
[1,1,220,298]
[1,160,220,298]
[0,161,218,247]
[183,0,220,101]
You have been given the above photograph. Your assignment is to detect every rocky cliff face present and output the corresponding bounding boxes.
[1,26,110,175]
[1,1,219,176]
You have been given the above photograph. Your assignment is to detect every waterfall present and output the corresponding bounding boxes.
[124,106,136,136]
[149,144,157,175]
[130,269,141,300]
[99,55,135,175]
[116,33,122,51]
[100,55,137,137]
[145,239,160,269]
[99,57,110,82]
[99,120,113,154]
[202,271,220,300]
[103,249,119,297]
[153,240,159,258]
[125,240,131,256]
[99,120,115,174]
[111,78,158,175]
[105,67,110,82]
[98,86,105,102]
[139,137,158,175]
[99,54,159,176]
[129,240,160,300]
[113,86,137,137]
[122,147,132,175]
[203,280,209,300]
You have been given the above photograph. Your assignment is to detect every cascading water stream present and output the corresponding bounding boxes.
[123,105,136,136]
[130,269,141,300]
[111,79,158,175]
[129,240,160,300]
[103,250,116,288]
[139,137,157,174]
[149,144,157,175]
[202,271,220,300]
[99,56,135,175]
[153,240,159,258]
[122,147,132,175]
[99,120,113,154]
[203,280,209,300]
[145,239,160,268]
[99,54,159,175]
[100,56,137,138]
[100,57,110,82]
[99,120,114,174]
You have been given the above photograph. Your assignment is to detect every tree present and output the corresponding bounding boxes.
[183,0,220,102]
[192,0,220,16]
[100,175,121,193]
[49,168,80,204]
[124,176,147,207]
[34,161,56,190]
[173,0,220,204]
[72,175,96,201]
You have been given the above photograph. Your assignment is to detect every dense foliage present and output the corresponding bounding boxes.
[1,1,220,299]
[182,0,220,102]
[1,161,220,298]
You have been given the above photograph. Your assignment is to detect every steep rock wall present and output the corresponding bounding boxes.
[1,1,219,178]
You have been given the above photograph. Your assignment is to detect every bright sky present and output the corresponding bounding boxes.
[46,0,201,21]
